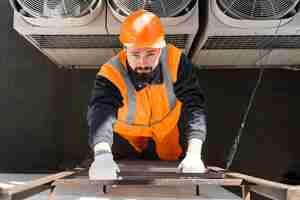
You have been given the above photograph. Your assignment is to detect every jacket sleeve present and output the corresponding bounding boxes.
[174,53,207,142]
[87,73,123,149]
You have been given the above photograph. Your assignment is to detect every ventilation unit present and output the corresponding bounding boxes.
[10,0,103,27]
[191,0,300,68]
[11,0,199,68]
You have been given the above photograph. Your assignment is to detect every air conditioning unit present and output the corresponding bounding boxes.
[10,0,103,27]
[191,0,300,68]
[11,0,199,69]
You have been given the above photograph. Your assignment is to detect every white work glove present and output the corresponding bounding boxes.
[177,138,206,173]
[89,142,120,180]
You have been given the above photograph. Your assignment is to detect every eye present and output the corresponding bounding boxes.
[146,53,156,58]
[130,54,140,59]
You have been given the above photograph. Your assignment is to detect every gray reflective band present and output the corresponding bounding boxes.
[109,57,136,124]
[160,47,176,110]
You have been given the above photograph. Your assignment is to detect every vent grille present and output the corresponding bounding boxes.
[29,34,189,49]
[15,0,97,17]
[110,0,193,17]
[203,35,300,49]
[218,0,300,20]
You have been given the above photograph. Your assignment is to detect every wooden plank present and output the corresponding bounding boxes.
[101,185,241,198]
[0,184,50,200]
[208,167,291,189]
[9,184,51,200]
[71,170,225,179]
[0,170,82,200]
[73,163,225,179]
[209,166,294,200]
[50,183,242,199]
[54,177,243,187]
[116,160,181,173]
[208,167,291,190]
[250,185,287,200]
[207,166,226,172]
[227,172,291,190]
[119,171,224,179]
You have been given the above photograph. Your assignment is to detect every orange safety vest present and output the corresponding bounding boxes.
[97,44,183,160]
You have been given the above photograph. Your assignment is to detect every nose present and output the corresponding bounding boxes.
[136,57,148,67]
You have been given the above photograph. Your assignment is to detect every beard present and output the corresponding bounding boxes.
[133,66,155,83]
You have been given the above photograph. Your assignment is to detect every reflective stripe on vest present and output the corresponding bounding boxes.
[160,47,176,110]
[108,57,136,124]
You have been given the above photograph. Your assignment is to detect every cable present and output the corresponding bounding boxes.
[225,59,265,170]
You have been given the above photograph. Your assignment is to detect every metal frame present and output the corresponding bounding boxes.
[0,161,299,200]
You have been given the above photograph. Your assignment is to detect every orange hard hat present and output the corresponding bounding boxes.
[119,10,166,48]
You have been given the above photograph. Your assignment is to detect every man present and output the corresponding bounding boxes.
[87,10,207,180]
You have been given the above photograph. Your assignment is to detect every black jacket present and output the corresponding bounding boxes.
[87,53,207,148]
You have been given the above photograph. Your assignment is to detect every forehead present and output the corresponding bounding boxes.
[127,47,161,54]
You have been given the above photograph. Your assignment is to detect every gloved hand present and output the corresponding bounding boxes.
[177,152,206,173]
[89,143,120,180]
[177,138,206,173]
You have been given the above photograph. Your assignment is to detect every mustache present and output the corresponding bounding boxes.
[134,66,153,73]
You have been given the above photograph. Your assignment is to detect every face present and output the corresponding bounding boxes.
[126,47,161,74]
